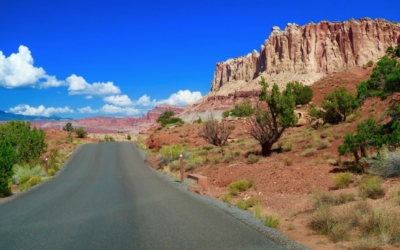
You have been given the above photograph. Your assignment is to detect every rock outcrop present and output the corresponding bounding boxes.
[211,18,400,92]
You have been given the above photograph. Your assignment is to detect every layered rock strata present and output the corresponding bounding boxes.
[211,18,400,92]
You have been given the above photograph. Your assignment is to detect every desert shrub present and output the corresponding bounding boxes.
[285,81,313,105]
[185,156,206,171]
[236,197,257,210]
[75,127,87,138]
[127,134,131,140]
[312,191,355,208]
[199,115,233,156]
[62,122,74,132]
[228,179,254,196]
[225,99,254,117]
[196,117,202,124]
[315,139,330,150]
[158,144,188,166]
[210,156,221,164]
[301,148,316,157]
[359,207,400,244]
[327,158,339,166]
[20,175,42,191]
[263,215,280,228]
[12,164,46,185]
[329,221,351,242]
[308,205,335,235]
[48,168,56,176]
[367,150,400,178]
[157,110,183,127]
[253,204,263,219]
[279,137,294,152]
[222,153,236,163]
[352,237,381,250]
[246,154,259,164]
[366,60,374,67]
[284,157,293,166]
[103,135,115,142]
[346,110,361,123]
[358,175,385,199]
[332,172,353,189]
[220,194,233,203]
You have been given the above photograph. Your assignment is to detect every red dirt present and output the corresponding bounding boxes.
[145,66,400,250]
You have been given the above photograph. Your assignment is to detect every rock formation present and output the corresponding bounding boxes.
[211,18,400,92]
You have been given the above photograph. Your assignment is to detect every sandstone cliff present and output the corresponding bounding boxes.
[211,18,400,92]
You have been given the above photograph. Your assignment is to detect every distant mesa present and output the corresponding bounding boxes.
[0,110,67,121]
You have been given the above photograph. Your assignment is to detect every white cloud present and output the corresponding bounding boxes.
[85,95,93,99]
[103,95,133,106]
[0,45,65,89]
[159,90,202,106]
[100,104,140,116]
[66,74,121,96]
[78,106,98,114]
[9,104,74,117]
[135,94,156,107]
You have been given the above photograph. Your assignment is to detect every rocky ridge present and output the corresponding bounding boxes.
[211,18,400,92]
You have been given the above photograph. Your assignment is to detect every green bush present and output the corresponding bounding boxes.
[75,127,87,138]
[285,81,313,105]
[236,197,257,210]
[158,144,188,166]
[127,134,131,140]
[229,99,255,117]
[358,175,385,199]
[332,172,353,189]
[102,135,115,142]
[157,110,184,127]
[62,122,74,132]
[263,215,280,228]
[228,179,254,196]
[321,87,358,124]
[20,175,42,191]
[48,168,56,176]
[220,194,233,203]
[12,164,46,185]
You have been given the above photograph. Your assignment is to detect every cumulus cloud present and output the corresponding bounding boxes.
[100,104,140,116]
[0,45,65,89]
[103,95,133,106]
[85,95,93,99]
[9,104,74,117]
[159,90,202,106]
[78,106,98,114]
[135,94,156,107]
[66,74,121,96]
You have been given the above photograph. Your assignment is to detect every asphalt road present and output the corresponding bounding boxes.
[0,142,289,250]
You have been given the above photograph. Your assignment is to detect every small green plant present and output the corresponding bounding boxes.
[358,175,385,199]
[315,139,330,150]
[228,179,254,196]
[253,204,263,220]
[48,168,56,176]
[301,148,316,157]
[103,135,115,142]
[284,157,293,166]
[236,197,257,210]
[196,117,202,124]
[263,215,280,228]
[246,154,259,164]
[127,134,131,140]
[312,191,355,208]
[220,194,233,203]
[332,172,353,189]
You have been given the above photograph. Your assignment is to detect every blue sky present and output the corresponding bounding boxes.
[0,0,399,118]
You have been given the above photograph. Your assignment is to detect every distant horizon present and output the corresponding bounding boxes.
[1,0,399,118]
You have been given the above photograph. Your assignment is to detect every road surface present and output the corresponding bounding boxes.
[0,142,290,249]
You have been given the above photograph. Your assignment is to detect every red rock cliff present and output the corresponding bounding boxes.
[211,18,400,91]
